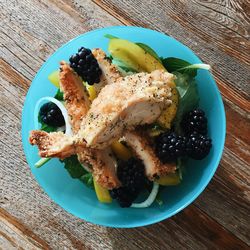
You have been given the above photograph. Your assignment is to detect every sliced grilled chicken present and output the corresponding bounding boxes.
[29,131,81,159]
[78,70,174,149]
[59,61,90,133]
[92,48,121,94]
[30,58,121,189]
[78,147,120,189]
[124,131,176,179]
[29,130,121,189]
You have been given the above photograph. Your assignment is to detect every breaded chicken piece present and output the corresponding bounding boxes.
[29,131,82,159]
[124,131,176,179]
[92,48,121,94]
[78,148,120,189]
[30,56,121,189]
[78,70,174,148]
[29,130,120,189]
[29,130,121,189]
[59,61,90,133]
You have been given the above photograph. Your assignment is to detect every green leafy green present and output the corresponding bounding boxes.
[162,57,195,75]
[62,155,86,178]
[40,123,57,132]
[174,72,199,133]
[106,55,113,61]
[162,57,210,77]
[61,155,94,189]
[80,173,94,189]
[136,42,161,61]
[54,89,64,101]
[35,158,50,168]
[104,34,119,39]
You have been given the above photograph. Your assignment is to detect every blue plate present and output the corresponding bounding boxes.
[22,26,226,228]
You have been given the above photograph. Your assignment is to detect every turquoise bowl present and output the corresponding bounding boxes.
[22,26,226,228]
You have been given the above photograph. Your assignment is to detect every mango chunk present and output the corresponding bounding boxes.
[94,180,112,203]
[108,38,165,72]
[48,70,60,88]
[156,172,180,186]
[111,141,132,161]
[85,83,97,101]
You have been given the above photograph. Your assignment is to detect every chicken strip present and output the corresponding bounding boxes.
[29,131,82,159]
[30,58,121,189]
[78,148,119,189]
[92,48,121,94]
[29,130,120,189]
[59,61,90,133]
[30,62,90,158]
[58,49,121,132]
[124,131,176,179]
[78,70,175,149]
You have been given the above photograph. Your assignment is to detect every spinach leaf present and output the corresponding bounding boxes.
[174,72,199,133]
[62,155,87,178]
[104,34,119,39]
[80,173,94,189]
[136,42,161,61]
[162,57,210,77]
[54,89,64,101]
[40,123,57,133]
[61,155,94,189]
[105,55,113,61]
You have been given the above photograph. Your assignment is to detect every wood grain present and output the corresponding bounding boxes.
[0,208,50,249]
[0,0,250,249]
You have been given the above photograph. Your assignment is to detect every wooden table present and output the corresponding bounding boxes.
[1,0,249,249]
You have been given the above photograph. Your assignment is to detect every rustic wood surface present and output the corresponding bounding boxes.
[0,0,249,249]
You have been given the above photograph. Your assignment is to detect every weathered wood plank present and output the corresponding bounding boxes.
[170,205,249,250]
[0,209,49,250]
[1,0,250,249]
[0,0,121,80]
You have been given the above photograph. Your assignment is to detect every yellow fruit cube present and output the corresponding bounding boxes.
[94,180,112,203]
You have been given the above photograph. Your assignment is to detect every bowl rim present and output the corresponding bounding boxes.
[21,26,226,228]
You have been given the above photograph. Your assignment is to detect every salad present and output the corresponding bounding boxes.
[29,34,212,208]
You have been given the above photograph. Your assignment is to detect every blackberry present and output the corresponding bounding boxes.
[117,158,146,192]
[110,158,147,207]
[155,132,187,162]
[69,47,102,85]
[181,108,208,135]
[110,187,137,208]
[39,102,65,127]
[186,132,212,160]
